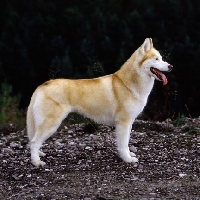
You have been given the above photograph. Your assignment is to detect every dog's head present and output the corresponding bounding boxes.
[139,38,173,85]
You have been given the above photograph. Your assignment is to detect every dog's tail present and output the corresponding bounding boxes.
[26,102,35,142]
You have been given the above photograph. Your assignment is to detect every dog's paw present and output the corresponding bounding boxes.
[129,156,138,163]
[32,160,46,167]
[39,150,46,157]
[129,152,136,157]
[122,155,138,163]
[132,157,138,163]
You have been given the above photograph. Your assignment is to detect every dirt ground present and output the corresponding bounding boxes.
[0,117,199,200]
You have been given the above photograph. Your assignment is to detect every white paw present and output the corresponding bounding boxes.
[122,155,138,163]
[39,151,46,157]
[129,152,136,157]
[32,160,46,167]
[132,157,138,163]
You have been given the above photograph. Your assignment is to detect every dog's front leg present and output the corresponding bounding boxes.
[115,120,138,163]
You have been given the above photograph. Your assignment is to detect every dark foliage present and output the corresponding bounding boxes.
[0,0,200,120]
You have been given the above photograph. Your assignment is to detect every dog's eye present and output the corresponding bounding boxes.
[155,58,159,60]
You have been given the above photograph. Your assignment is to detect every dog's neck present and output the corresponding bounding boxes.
[115,52,155,102]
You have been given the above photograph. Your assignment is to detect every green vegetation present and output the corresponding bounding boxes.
[0,82,25,127]
[181,125,191,132]
[82,120,100,134]
[181,125,198,135]
[65,112,100,133]
[172,114,186,127]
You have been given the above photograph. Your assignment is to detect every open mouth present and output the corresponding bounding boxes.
[150,67,168,85]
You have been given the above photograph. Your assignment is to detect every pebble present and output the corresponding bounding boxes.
[68,142,75,145]
[138,164,144,169]
[130,145,137,153]
[1,148,14,154]
[79,143,86,148]
[55,139,63,143]
[174,150,180,155]
[68,130,73,134]
[179,173,187,177]
[149,192,156,196]
[10,142,19,148]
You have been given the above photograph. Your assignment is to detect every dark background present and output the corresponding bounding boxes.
[0,0,200,120]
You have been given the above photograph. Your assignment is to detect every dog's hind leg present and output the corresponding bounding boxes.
[30,133,46,167]
[30,99,70,167]
[30,113,67,167]
[115,118,138,163]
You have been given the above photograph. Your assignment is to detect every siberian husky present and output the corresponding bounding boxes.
[27,38,173,167]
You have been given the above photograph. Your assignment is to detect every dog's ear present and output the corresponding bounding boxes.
[140,38,153,54]
[149,38,153,48]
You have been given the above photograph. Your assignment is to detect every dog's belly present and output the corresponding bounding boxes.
[73,106,115,126]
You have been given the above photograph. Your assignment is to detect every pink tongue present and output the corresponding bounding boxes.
[155,69,168,85]
[160,73,168,85]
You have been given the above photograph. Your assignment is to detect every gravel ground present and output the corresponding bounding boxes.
[0,118,199,200]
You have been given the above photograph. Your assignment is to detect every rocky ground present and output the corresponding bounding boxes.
[0,117,199,200]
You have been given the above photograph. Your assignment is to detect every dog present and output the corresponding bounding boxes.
[27,38,173,167]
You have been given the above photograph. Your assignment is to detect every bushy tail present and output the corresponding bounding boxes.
[26,104,35,142]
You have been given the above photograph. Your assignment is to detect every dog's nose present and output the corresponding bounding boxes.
[168,65,173,71]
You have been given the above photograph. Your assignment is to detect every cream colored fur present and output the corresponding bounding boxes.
[27,38,172,167]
